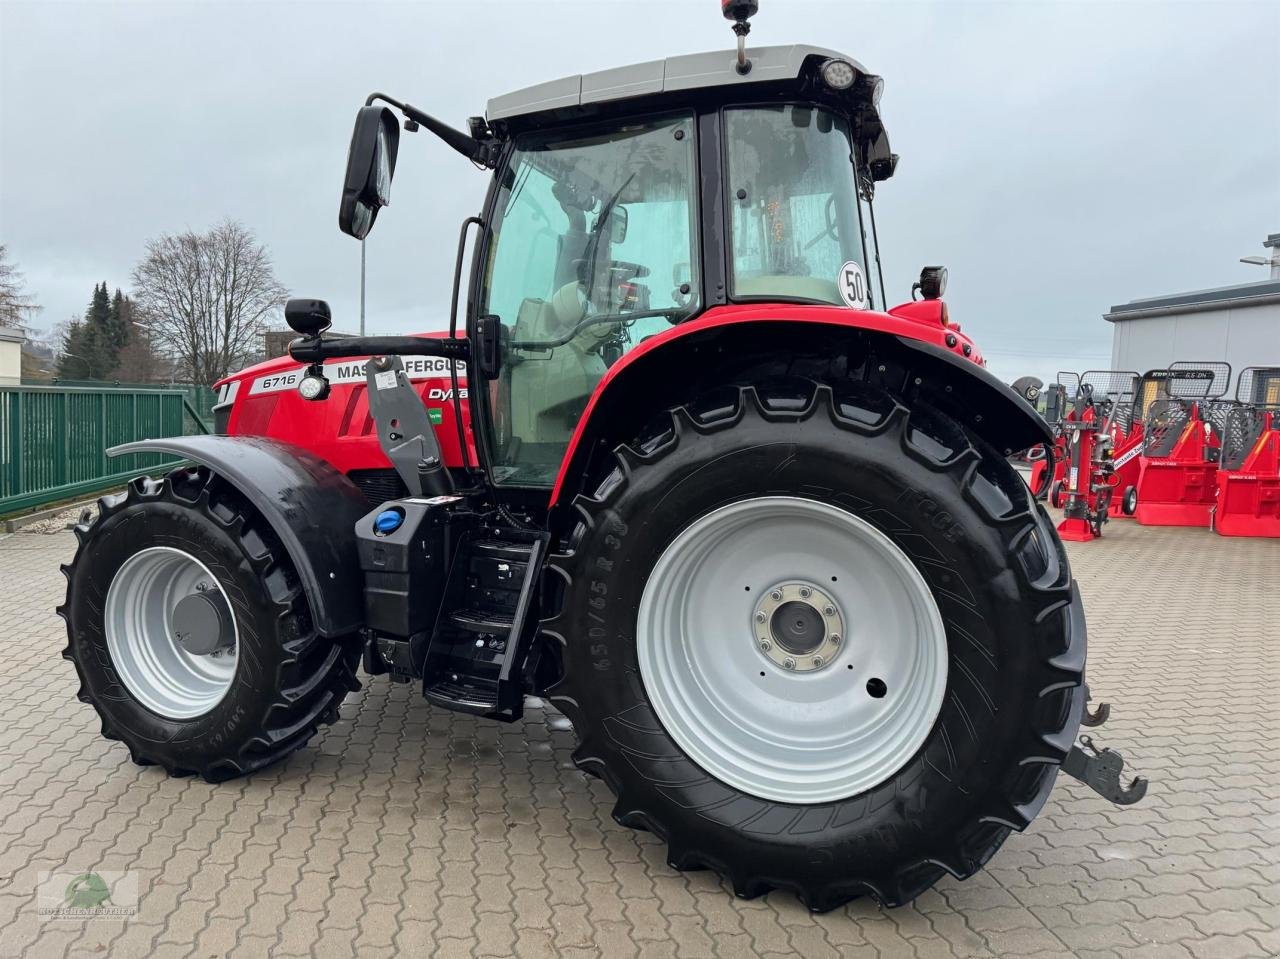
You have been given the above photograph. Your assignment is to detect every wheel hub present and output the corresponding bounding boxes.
[104,547,239,720]
[171,588,235,656]
[636,496,949,804]
[753,583,843,671]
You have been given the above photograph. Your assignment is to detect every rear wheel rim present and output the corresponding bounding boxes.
[636,496,948,805]
[104,547,238,719]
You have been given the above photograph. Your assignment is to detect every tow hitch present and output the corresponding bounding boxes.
[1058,685,1149,805]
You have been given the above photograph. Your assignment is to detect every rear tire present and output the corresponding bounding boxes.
[545,382,1084,910]
[59,468,360,782]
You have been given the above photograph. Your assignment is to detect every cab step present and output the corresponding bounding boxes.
[449,607,514,633]
[421,527,547,722]
[423,677,499,715]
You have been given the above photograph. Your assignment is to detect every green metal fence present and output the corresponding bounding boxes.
[0,384,210,516]
[44,379,216,431]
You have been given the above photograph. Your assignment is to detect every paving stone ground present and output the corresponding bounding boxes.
[0,508,1276,958]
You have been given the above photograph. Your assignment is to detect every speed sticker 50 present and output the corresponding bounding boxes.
[247,356,465,396]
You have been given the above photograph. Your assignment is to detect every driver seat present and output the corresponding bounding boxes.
[507,282,609,446]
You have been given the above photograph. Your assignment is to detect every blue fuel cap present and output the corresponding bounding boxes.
[374,509,404,535]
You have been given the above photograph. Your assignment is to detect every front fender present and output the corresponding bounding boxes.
[108,435,367,637]
[549,306,1051,506]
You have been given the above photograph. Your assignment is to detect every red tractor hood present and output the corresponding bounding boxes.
[212,331,474,475]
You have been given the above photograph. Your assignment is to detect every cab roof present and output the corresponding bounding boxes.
[483,43,897,187]
[487,44,869,121]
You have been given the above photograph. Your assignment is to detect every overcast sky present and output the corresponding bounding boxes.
[2,0,1277,383]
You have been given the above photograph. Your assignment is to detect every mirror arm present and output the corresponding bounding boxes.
[289,334,470,364]
[365,92,497,167]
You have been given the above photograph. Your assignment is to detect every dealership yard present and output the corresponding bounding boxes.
[0,510,1277,958]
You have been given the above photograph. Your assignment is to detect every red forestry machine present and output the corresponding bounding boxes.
[59,2,1145,910]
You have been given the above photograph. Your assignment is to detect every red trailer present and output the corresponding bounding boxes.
[1214,366,1280,538]
[1131,362,1231,527]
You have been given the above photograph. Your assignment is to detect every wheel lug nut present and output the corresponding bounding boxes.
[823,604,835,616]
[799,586,811,599]
[759,640,772,652]
[831,633,841,646]
[755,611,766,623]
[770,589,782,602]
[783,657,796,670]
[812,656,823,667]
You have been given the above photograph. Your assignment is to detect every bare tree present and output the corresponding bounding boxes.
[131,220,288,385]
[0,243,42,330]
[112,311,175,383]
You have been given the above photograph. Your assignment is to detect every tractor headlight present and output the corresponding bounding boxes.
[820,58,857,91]
[298,368,331,401]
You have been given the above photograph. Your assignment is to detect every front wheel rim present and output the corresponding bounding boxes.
[104,547,239,719]
[636,496,949,805]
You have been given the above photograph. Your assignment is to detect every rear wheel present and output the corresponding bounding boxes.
[545,381,1084,910]
[60,468,360,781]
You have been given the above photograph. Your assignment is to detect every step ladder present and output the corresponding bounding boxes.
[422,532,547,721]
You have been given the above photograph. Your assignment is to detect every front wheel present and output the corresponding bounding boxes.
[545,381,1085,910]
[60,468,360,781]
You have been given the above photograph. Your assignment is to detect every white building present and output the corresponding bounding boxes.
[0,326,24,386]
[1106,234,1280,388]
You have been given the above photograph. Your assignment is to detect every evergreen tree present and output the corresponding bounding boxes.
[57,283,115,380]
[106,288,131,359]
[56,318,94,379]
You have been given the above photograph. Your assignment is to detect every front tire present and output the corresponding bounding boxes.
[545,382,1084,910]
[59,468,360,782]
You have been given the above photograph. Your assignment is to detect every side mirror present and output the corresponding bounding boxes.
[607,205,628,245]
[339,106,401,239]
[285,298,332,338]
[913,265,948,301]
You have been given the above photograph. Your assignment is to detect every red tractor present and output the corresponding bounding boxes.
[60,5,1144,911]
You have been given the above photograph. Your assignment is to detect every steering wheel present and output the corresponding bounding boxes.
[804,195,840,251]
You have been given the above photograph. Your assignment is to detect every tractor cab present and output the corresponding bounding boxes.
[335,40,899,486]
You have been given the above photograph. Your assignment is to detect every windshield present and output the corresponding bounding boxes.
[726,106,869,308]
[481,113,699,486]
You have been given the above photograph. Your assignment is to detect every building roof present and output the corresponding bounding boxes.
[0,326,26,344]
[486,44,867,122]
[1104,279,1280,322]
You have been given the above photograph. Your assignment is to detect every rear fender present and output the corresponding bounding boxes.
[108,435,368,637]
[549,310,1050,511]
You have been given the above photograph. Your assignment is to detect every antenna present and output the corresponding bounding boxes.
[722,0,759,74]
